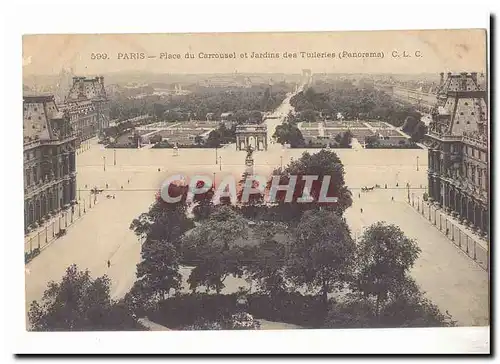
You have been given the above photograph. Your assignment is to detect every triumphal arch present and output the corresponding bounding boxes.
[235,124,268,151]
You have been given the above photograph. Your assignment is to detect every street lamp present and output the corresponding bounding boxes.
[280,156,283,170]
[103,156,106,172]
[215,146,218,164]
[417,156,419,171]
[114,149,116,166]
[219,156,222,171]
[213,172,216,189]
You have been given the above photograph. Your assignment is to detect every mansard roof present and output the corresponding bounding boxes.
[432,72,487,137]
[66,76,108,102]
[23,94,70,144]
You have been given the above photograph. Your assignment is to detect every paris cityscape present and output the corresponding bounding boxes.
[23,59,489,331]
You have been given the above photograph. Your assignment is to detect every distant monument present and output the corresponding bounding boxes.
[302,69,312,86]
[236,124,268,151]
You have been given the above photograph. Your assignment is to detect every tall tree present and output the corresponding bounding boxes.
[267,149,353,220]
[182,207,249,293]
[205,129,222,148]
[242,221,289,295]
[130,184,193,244]
[287,210,356,309]
[28,265,145,331]
[272,123,305,147]
[135,239,183,300]
[353,222,421,318]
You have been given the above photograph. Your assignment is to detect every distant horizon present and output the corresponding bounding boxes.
[23,70,483,78]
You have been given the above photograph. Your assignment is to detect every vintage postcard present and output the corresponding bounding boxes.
[22,30,489,351]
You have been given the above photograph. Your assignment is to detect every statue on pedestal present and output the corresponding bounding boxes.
[244,145,254,176]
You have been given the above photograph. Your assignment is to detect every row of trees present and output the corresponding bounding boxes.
[272,117,353,148]
[109,83,291,124]
[402,115,428,142]
[290,86,422,128]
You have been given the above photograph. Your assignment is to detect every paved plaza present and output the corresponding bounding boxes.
[25,92,489,327]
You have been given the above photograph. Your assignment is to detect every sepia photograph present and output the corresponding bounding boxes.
[16,24,490,354]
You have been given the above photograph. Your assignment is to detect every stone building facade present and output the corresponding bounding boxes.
[24,95,77,232]
[59,100,97,144]
[425,72,488,237]
[62,76,110,142]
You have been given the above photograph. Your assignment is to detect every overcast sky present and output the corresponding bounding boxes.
[22,30,487,77]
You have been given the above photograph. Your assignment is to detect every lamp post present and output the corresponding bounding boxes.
[215,146,218,164]
[103,156,106,172]
[78,189,81,200]
[417,156,419,171]
[219,156,222,171]
[213,172,216,189]
[114,149,116,166]
[280,156,283,170]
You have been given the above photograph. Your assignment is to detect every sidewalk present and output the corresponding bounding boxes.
[409,199,489,271]
[24,197,101,259]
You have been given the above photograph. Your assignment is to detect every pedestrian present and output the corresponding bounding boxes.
[121,185,123,189]
[106,183,108,189]
[107,260,110,268]
[392,196,394,201]
[360,208,363,213]
[113,195,115,199]
[396,182,399,187]
[127,179,130,184]
[158,168,161,172]
[385,184,387,189]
